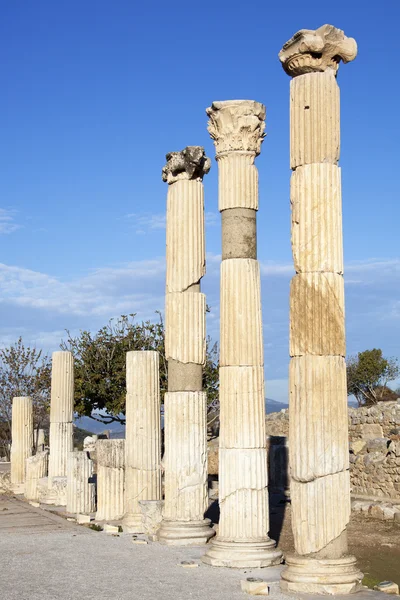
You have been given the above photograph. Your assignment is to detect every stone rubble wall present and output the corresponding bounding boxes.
[263,400,400,502]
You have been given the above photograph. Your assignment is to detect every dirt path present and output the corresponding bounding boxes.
[270,503,400,587]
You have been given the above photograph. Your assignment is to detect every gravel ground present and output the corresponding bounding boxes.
[0,496,386,600]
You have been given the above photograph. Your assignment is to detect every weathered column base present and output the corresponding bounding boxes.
[202,538,282,568]
[280,555,363,595]
[11,483,25,495]
[158,518,215,546]
[122,513,146,534]
[41,476,67,505]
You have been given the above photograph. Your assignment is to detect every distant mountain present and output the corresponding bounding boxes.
[75,397,288,437]
[74,416,124,436]
[265,398,288,414]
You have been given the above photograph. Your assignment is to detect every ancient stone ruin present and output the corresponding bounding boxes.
[203,101,281,568]
[5,22,387,599]
[279,24,362,594]
[159,146,214,545]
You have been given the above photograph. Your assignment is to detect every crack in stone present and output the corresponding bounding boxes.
[220,485,268,504]
[292,467,349,484]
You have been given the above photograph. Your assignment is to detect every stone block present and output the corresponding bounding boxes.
[291,470,350,555]
[290,70,340,169]
[240,578,270,596]
[291,164,343,273]
[166,179,205,293]
[349,439,366,455]
[367,438,389,453]
[220,258,263,367]
[219,366,266,449]
[290,273,345,356]
[104,523,119,533]
[138,500,164,537]
[217,153,258,211]
[77,514,91,524]
[374,581,399,595]
[165,292,206,365]
[289,356,348,481]
[361,423,383,439]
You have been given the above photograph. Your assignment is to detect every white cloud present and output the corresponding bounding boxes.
[0,208,21,234]
[125,211,219,235]
[0,259,166,318]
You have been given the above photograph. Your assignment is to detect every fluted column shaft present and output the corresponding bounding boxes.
[159,146,214,546]
[10,396,33,487]
[96,440,125,521]
[279,24,362,594]
[203,101,281,567]
[48,351,74,481]
[123,351,161,532]
[66,451,95,515]
[25,451,48,501]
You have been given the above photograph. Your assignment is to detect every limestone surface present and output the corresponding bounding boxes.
[10,397,33,486]
[219,366,266,449]
[124,351,161,533]
[160,146,213,546]
[162,392,208,523]
[279,24,358,77]
[165,292,206,364]
[166,179,205,293]
[66,451,95,515]
[291,164,343,273]
[48,351,74,481]
[203,99,281,568]
[280,22,360,594]
[25,451,48,501]
[96,440,125,521]
[289,71,340,169]
[220,259,263,367]
[138,499,164,538]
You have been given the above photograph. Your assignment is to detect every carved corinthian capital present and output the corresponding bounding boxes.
[279,24,357,77]
[162,146,211,184]
[206,100,266,157]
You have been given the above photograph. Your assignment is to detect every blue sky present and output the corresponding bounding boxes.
[0,1,399,403]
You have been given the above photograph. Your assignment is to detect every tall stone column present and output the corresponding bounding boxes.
[48,351,74,481]
[158,147,214,546]
[10,396,33,490]
[96,439,125,521]
[123,351,161,533]
[203,102,281,567]
[279,25,363,594]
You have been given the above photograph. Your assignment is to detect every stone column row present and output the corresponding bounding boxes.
[279,24,362,594]
[203,101,281,567]
[158,147,214,545]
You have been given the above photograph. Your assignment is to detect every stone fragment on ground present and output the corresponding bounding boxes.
[374,581,399,595]
[241,578,269,595]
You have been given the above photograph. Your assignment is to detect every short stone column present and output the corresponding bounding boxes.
[48,351,74,481]
[96,440,125,521]
[25,451,49,501]
[66,451,95,515]
[158,147,214,546]
[279,25,363,594]
[35,428,45,452]
[10,396,33,490]
[203,102,281,567]
[123,351,161,532]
